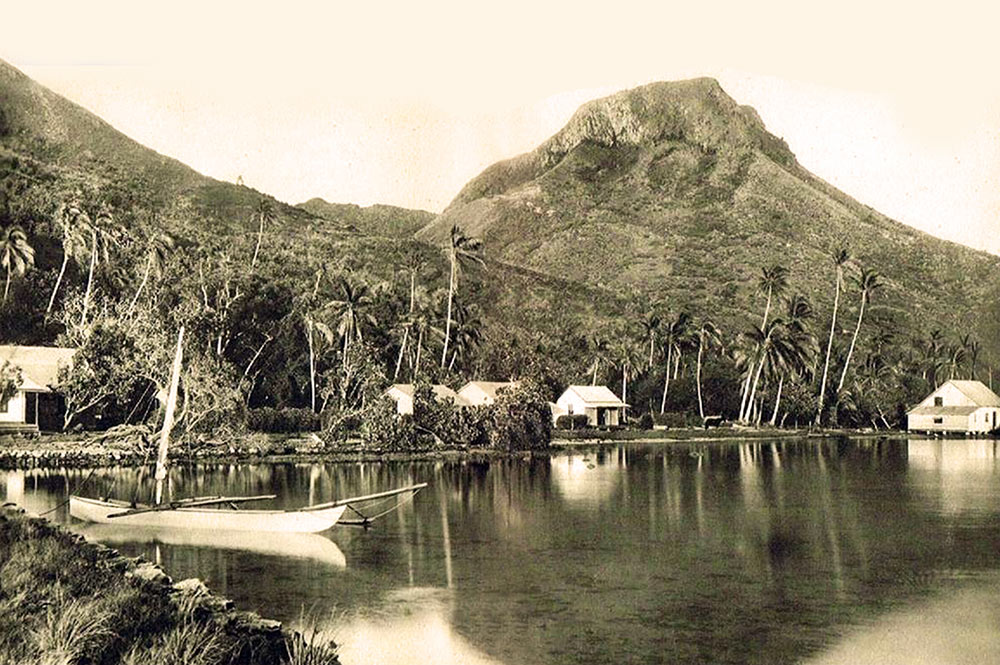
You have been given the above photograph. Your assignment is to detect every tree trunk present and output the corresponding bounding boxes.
[660,344,673,414]
[816,269,842,426]
[308,319,316,411]
[414,328,424,376]
[47,254,69,313]
[3,268,9,302]
[746,348,767,424]
[738,368,753,421]
[128,254,153,315]
[441,255,455,368]
[769,375,784,426]
[80,229,98,326]
[836,291,867,395]
[251,215,264,270]
[648,337,654,370]
[393,326,409,380]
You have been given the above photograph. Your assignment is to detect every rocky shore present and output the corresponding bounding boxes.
[0,504,339,664]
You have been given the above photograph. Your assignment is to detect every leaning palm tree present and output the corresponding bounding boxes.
[815,248,851,426]
[694,319,722,420]
[836,267,882,394]
[47,203,90,314]
[128,232,175,314]
[1,225,34,302]
[250,198,277,271]
[440,225,484,368]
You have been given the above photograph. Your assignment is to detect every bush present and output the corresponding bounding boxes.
[651,411,694,428]
[638,412,654,430]
[360,396,415,451]
[556,414,591,430]
[247,407,321,433]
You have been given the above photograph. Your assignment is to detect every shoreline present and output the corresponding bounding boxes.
[0,427,931,471]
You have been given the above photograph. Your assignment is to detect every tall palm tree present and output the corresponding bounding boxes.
[0,225,34,302]
[446,301,483,372]
[769,298,818,426]
[640,310,662,371]
[327,277,375,366]
[745,317,786,424]
[659,311,691,413]
[128,232,175,314]
[586,333,610,385]
[758,264,789,328]
[79,211,114,327]
[250,198,277,271]
[836,267,881,394]
[694,319,721,420]
[610,339,641,415]
[47,204,89,314]
[441,225,484,368]
[815,248,850,426]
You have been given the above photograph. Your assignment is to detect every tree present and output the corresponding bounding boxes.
[758,264,789,328]
[815,248,850,426]
[128,232,175,315]
[79,211,115,327]
[694,319,722,420]
[609,338,641,414]
[47,204,89,314]
[441,225,484,368]
[836,267,882,395]
[659,311,691,413]
[0,224,34,302]
[250,198,277,271]
[326,277,376,367]
[445,301,483,373]
[640,310,662,370]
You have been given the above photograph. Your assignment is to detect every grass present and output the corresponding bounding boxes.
[0,507,341,665]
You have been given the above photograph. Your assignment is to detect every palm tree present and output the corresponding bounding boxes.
[769,298,818,426]
[440,225,484,368]
[250,198,277,271]
[327,277,376,367]
[744,318,786,424]
[0,225,34,302]
[79,211,114,327]
[815,248,850,426]
[836,267,881,395]
[47,204,89,314]
[610,339,641,416]
[694,319,721,420]
[659,311,691,413]
[128,232,175,314]
[446,301,483,372]
[586,333,610,385]
[640,310,662,370]
[758,264,789,328]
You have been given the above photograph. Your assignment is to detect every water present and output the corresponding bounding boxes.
[4,438,1000,664]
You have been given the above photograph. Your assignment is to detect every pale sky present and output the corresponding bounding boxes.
[3,1,999,254]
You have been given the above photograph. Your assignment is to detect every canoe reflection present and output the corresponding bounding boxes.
[74,523,347,567]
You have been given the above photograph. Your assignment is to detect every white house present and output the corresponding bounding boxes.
[457,381,518,407]
[906,380,1000,434]
[0,345,76,433]
[553,385,628,427]
[385,384,467,415]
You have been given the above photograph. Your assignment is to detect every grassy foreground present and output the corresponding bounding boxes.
[0,506,339,665]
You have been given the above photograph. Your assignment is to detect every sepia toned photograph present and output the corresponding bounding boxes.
[0,1,998,663]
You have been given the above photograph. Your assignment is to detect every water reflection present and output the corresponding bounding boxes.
[1,439,999,665]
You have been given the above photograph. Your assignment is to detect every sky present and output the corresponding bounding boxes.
[3,1,999,254]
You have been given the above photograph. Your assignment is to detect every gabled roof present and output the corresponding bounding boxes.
[564,385,628,407]
[0,345,76,393]
[459,381,517,401]
[387,383,468,405]
[948,380,1000,407]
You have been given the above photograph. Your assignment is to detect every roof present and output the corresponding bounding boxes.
[948,380,1000,407]
[387,383,468,405]
[908,406,979,417]
[565,385,628,407]
[0,345,76,392]
[459,381,518,401]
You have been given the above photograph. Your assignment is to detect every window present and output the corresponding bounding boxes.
[933,417,943,424]
[567,403,574,415]
[934,396,943,407]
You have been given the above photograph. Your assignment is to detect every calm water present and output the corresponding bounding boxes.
[4,438,1000,664]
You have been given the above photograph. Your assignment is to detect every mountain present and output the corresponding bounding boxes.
[418,78,1000,350]
[297,198,435,237]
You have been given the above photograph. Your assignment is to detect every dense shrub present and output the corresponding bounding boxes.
[360,396,415,450]
[247,407,320,433]
[638,412,654,430]
[555,414,590,430]
[651,411,695,428]
[482,379,552,451]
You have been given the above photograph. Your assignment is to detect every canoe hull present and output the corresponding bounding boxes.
[69,495,346,533]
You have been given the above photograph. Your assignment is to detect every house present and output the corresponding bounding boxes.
[457,381,518,407]
[385,383,467,415]
[553,385,628,427]
[906,380,1000,434]
[0,345,76,433]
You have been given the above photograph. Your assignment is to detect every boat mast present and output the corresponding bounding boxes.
[155,326,184,505]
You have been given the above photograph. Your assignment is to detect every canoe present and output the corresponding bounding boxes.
[69,495,347,533]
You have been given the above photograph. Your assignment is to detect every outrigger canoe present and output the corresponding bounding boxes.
[69,483,428,534]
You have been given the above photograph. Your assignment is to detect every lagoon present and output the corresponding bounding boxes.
[3,438,1000,664]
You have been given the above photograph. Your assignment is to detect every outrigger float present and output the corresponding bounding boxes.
[69,327,427,534]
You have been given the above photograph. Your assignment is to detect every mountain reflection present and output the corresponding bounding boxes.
[3,438,1000,665]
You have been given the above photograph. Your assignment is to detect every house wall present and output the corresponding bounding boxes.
[908,413,973,432]
[0,390,27,424]
[971,408,998,433]
[386,389,414,415]
[458,386,492,407]
[556,392,588,419]
[918,383,976,408]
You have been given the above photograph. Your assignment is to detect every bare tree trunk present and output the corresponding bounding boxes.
[769,375,784,426]
[308,320,316,411]
[47,254,69,313]
[739,369,753,421]
[393,326,409,381]
[836,291,867,395]
[128,254,153,315]
[441,256,455,368]
[660,345,673,414]
[80,229,98,326]
[251,215,264,270]
[816,269,842,426]
[696,339,705,420]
